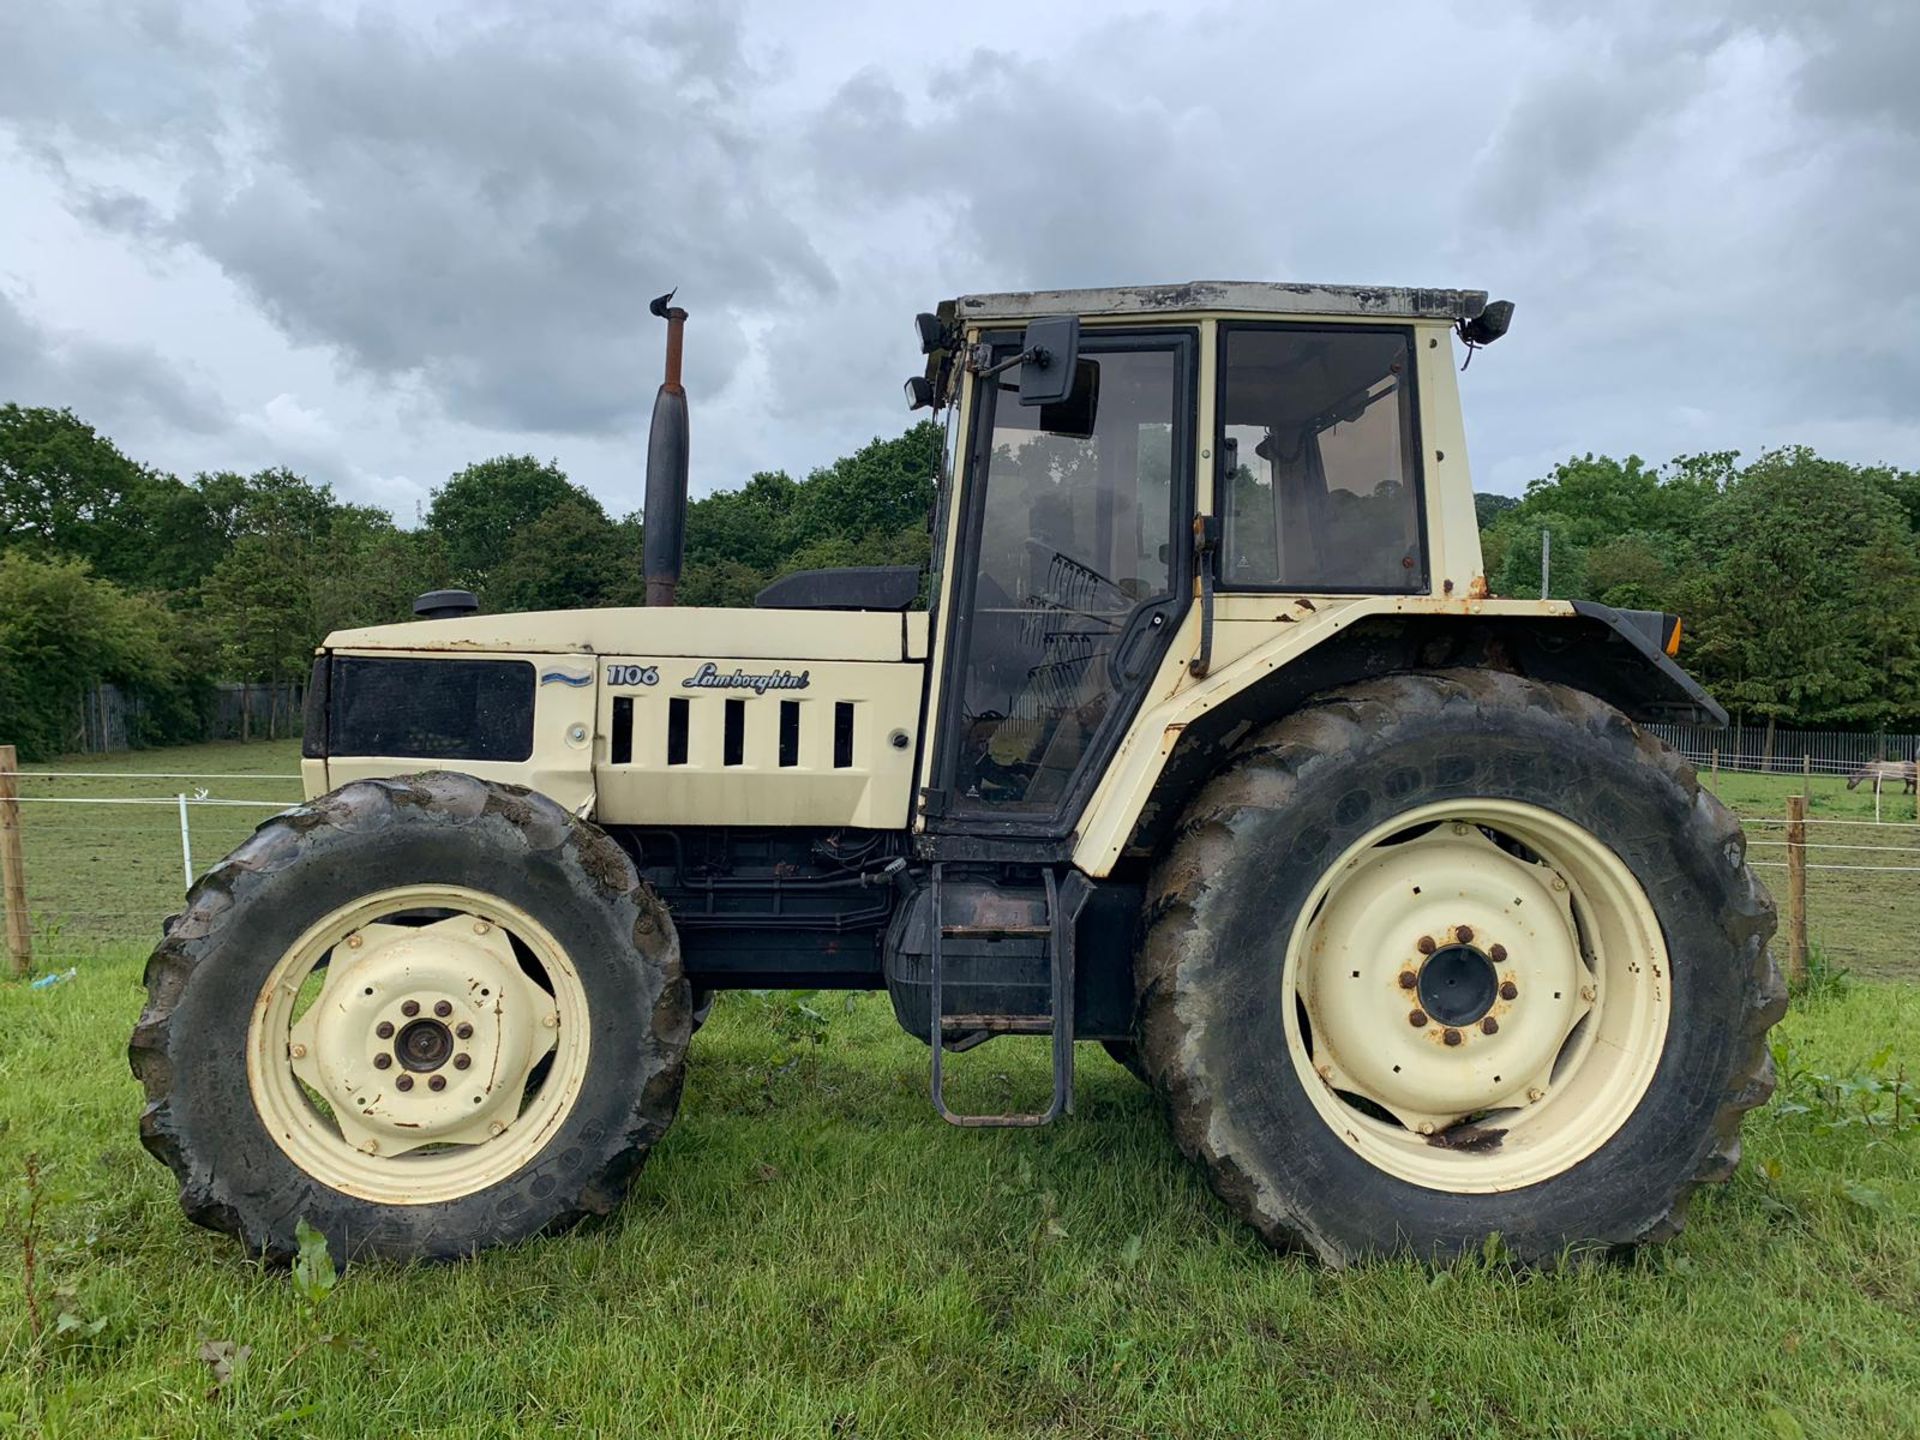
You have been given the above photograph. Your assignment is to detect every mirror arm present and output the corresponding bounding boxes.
[967,343,1047,382]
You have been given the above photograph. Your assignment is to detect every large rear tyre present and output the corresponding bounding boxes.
[130,773,691,1262]
[1137,671,1782,1266]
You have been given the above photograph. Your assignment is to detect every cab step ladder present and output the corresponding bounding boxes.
[927,862,1086,1127]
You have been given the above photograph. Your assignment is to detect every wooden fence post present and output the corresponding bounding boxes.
[1785,793,1808,990]
[0,745,31,978]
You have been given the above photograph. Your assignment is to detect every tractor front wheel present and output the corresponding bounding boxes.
[1137,671,1782,1265]
[130,773,691,1261]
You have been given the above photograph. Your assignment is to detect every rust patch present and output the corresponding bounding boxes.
[1467,575,1491,600]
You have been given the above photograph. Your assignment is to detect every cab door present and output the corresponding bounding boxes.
[928,328,1195,834]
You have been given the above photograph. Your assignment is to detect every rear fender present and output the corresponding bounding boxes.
[1089,602,1723,871]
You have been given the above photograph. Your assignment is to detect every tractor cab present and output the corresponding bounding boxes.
[908,282,1503,856]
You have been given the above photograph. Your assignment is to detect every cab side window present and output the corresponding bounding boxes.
[1218,326,1424,591]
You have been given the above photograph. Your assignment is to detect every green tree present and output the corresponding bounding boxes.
[486,501,632,613]
[0,551,199,759]
[789,421,941,548]
[199,472,441,685]
[1683,448,1920,729]
[426,456,599,586]
[1474,492,1518,530]
[0,404,188,589]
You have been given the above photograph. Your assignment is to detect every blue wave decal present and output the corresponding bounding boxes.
[540,671,595,687]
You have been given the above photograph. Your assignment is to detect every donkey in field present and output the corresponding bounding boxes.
[1846,759,1918,794]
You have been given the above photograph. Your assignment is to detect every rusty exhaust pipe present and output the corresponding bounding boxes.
[643,289,689,607]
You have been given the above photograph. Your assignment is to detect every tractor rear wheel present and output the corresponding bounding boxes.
[130,773,691,1262]
[1136,671,1782,1265]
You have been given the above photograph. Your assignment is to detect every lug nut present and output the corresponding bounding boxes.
[1489,944,1508,963]
[1499,980,1518,1001]
[396,1074,414,1091]
[359,1139,379,1155]
[347,934,363,949]
[289,1042,307,1059]
[1416,935,1436,955]
[1581,984,1597,1003]
[401,999,420,1017]
[454,1054,471,1070]
[1409,1009,1429,1027]
[488,1120,506,1136]
[429,1075,447,1092]
[1528,1086,1546,1103]
[456,1022,473,1040]
[474,920,492,934]
[374,1053,392,1070]
[434,1000,453,1017]
[1480,1016,1499,1035]
[1443,1028,1463,1047]
[1397,970,1417,990]
[376,1020,394,1039]
[1455,924,1474,943]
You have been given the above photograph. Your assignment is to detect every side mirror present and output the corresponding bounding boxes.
[1017,315,1080,406]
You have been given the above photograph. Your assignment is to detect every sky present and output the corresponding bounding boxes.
[2,0,1916,521]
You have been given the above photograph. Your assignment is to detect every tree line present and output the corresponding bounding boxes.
[1478,449,1920,739]
[0,403,939,758]
[4,399,1918,761]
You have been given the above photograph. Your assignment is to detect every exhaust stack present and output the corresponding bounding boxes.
[643,290,690,607]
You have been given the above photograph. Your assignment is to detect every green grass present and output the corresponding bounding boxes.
[0,742,1915,1437]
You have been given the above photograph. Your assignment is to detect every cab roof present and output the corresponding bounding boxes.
[943,281,1488,324]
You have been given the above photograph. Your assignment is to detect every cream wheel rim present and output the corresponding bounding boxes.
[1283,799,1671,1192]
[248,885,591,1205]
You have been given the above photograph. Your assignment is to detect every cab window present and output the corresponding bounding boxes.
[1218,326,1424,591]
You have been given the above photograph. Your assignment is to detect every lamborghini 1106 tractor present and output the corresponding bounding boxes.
[131,282,1781,1265]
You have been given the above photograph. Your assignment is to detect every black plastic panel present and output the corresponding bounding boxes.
[327,657,534,761]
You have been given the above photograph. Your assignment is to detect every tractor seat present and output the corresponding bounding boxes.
[754,565,922,611]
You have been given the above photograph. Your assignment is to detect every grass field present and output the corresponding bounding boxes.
[1,741,1916,1438]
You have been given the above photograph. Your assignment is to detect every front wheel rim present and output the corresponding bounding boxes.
[248,884,591,1205]
[1283,799,1672,1193]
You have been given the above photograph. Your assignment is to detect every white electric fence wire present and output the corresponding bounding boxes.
[1747,839,1920,853]
[2,771,301,781]
[1746,861,1920,873]
[8,797,289,808]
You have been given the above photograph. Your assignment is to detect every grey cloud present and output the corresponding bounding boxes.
[10,1,833,438]
[4,0,1919,520]
[0,289,225,436]
[811,49,1281,289]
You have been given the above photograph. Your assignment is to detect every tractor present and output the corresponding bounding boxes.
[130,281,1782,1265]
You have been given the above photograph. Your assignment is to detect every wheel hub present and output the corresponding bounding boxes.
[285,914,561,1156]
[396,1018,454,1072]
[1418,944,1498,1027]
[1299,823,1592,1132]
